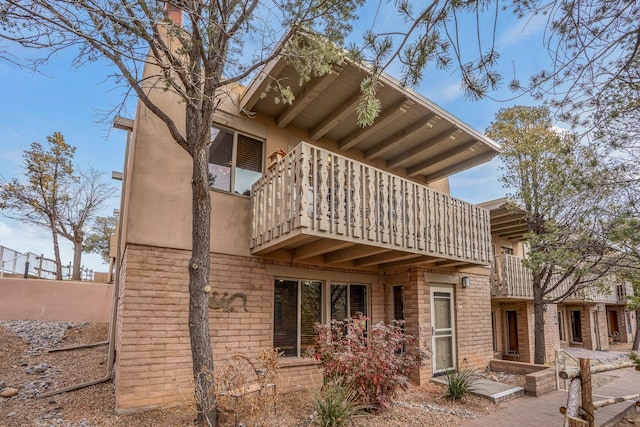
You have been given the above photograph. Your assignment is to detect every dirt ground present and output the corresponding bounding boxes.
[0,321,508,426]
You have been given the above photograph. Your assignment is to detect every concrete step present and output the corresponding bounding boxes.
[431,377,525,404]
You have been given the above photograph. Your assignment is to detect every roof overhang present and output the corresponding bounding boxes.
[240,57,500,183]
[478,198,529,241]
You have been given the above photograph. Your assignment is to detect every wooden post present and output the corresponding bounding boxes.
[567,416,589,427]
[563,377,583,427]
[580,358,594,427]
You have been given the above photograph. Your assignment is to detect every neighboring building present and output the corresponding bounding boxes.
[111,39,503,412]
[482,198,637,364]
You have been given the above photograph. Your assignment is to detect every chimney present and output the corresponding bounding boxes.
[165,2,183,26]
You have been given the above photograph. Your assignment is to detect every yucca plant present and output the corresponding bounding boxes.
[312,380,367,427]
[444,367,477,401]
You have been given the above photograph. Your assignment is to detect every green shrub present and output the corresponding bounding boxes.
[629,351,640,368]
[309,316,426,410]
[312,380,367,427]
[444,367,477,401]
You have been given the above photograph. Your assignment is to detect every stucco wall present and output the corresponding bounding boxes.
[0,278,113,323]
[122,76,455,258]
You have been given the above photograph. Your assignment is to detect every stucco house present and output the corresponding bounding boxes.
[111,29,506,412]
[481,198,637,364]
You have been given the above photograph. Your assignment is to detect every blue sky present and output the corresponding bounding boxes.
[0,4,549,272]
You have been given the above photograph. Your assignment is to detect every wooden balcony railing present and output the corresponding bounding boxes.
[250,142,492,266]
[491,254,627,303]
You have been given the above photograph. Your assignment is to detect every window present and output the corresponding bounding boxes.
[208,126,264,195]
[500,246,514,255]
[273,279,368,357]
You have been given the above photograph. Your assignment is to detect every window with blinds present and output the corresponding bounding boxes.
[208,126,264,195]
[274,279,369,358]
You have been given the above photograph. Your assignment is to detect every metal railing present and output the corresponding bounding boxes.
[555,348,579,391]
[0,245,94,281]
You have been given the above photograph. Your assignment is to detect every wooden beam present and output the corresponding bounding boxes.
[579,358,594,427]
[424,151,497,183]
[364,114,438,160]
[240,58,287,111]
[276,65,343,128]
[379,256,442,270]
[559,360,637,379]
[492,222,530,233]
[593,393,640,409]
[352,251,419,267]
[407,141,480,177]
[435,260,468,268]
[309,91,362,141]
[338,98,414,151]
[292,240,352,261]
[324,246,389,264]
[387,127,460,169]
[491,215,526,227]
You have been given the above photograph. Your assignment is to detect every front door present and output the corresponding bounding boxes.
[431,287,456,375]
[506,311,519,353]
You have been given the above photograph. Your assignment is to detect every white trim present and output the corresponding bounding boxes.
[430,285,456,374]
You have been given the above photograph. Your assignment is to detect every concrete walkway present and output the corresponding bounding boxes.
[460,367,639,427]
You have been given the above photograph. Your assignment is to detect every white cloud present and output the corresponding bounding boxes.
[431,82,464,103]
[497,13,547,50]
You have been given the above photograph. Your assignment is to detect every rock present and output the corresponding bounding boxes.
[34,363,49,373]
[7,412,16,417]
[0,387,19,398]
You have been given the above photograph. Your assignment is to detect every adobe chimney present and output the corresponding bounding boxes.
[165,2,183,26]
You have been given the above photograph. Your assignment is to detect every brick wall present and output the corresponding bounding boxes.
[543,304,560,362]
[455,273,493,371]
[596,306,609,351]
[115,245,499,413]
[115,244,390,413]
[616,308,631,343]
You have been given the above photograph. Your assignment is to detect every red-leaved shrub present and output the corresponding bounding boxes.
[309,316,426,410]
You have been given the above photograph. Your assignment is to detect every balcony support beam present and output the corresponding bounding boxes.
[407,140,481,177]
[364,114,437,160]
[339,98,414,151]
[293,240,352,261]
[379,256,443,270]
[387,127,460,169]
[324,246,389,264]
[352,251,419,267]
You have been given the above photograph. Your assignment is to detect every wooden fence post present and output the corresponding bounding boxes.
[580,358,594,427]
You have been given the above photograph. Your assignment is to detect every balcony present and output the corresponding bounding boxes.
[250,142,492,270]
[491,254,628,304]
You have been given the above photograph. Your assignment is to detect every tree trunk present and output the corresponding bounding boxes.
[72,238,82,280]
[188,139,216,426]
[50,227,63,280]
[533,281,546,364]
[633,308,640,351]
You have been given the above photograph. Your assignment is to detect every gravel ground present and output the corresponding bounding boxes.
[0,320,507,426]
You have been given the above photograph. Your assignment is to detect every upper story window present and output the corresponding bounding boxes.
[208,126,264,196]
